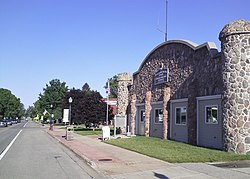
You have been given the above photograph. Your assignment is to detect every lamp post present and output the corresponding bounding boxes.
[68,97,73,125]
[50,104,54,119]
[49,104,54,130]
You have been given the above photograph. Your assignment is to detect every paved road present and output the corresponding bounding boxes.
[0,122,25,156]
[0,121,102,179]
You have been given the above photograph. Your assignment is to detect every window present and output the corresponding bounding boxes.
[206,106,218,124]
[155,108,163,123]
[175,107,187,125]
[140,110,145,122]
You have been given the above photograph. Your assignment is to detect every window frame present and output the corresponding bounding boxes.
[205,105,219,125]
[175,106,187,126]
[140,109,145,123]
[154,108,163,124]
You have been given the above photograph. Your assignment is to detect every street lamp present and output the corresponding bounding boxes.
[69,97,73,125]
[49,104,54,131]
[50,104,54,119]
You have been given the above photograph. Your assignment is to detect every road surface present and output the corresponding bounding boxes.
[0,121,101,179]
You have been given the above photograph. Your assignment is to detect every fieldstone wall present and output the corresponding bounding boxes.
[145,91,152,137]
[219,19,250,154]
[131,42,222,103]
[129,40,222,144]
[163,87,171,139]
[124,19,250,154]
[117,72,132,133]
[130,94,137,135]
[117,72,133,115]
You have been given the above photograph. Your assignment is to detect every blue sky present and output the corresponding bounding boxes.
[0,0,249,108]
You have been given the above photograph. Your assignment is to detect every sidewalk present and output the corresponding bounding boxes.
[47,126,250,179]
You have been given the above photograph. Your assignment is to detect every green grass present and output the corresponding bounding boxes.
[75,127,115,136]
[104,136,250,163]
[74,128,103,136]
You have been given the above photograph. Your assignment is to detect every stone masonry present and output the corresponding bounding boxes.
[117,72,132,133]
[119,19,250,154]
[219,19,250,154]
[130,94,137,135]
[163,87,171,139]
[145,91,152,137]
[117,72,133,115]
[129,40,222,143]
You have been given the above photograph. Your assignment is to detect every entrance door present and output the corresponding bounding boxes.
[197,96,223,149]
[170,99,188,143]
[150,102,163,138]
[137,106,145,136]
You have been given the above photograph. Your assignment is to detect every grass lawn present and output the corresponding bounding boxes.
[74,128,102,136]
[74,128,115,136]
[104,136,250,163]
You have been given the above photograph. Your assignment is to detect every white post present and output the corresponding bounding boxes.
[114,115,116,138]
[106,80,110,125]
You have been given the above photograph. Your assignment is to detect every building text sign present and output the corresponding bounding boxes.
[154,68,169,85]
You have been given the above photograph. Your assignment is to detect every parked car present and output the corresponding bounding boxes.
[0,120,8,127]
[11,120,18,124]
[85,122,99,128]
[4,120,12,125]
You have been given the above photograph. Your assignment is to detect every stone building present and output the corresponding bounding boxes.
[118,19,250,154]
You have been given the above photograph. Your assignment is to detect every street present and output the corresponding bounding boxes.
[0,121,101,179]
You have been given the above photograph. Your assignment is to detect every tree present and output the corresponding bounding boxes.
[62,88,106,125]
[0,88,25,119]
[104,75,118,98]
[34,79,68,120]
[82,83,91,92]
[25,106,36,118]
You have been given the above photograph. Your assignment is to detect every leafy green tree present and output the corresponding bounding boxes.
[104,75,118,98]
[0,88,25,119]
[25,106,36,118]
[62,88,106,125]
[17,103,25,118]
[34,79,68,119]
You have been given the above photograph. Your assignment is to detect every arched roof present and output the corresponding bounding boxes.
[134,40,218,75]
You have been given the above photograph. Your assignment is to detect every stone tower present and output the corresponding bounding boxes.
[117,72,133,115]
[219,19,250,154]
[116,72,132,133]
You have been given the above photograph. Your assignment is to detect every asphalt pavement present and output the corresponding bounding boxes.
[0,122,101,179]
[46,125,250,179]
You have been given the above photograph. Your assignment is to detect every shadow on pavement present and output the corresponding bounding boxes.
[153,172,169,179]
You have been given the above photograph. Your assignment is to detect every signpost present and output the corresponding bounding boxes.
[114,115,127,137]
[63,109,69,123]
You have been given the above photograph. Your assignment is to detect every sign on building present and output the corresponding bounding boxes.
[154,68,169,85]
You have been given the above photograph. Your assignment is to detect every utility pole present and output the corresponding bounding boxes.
[165,0,168,42]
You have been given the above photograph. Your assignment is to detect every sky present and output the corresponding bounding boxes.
[0,0,249,108]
